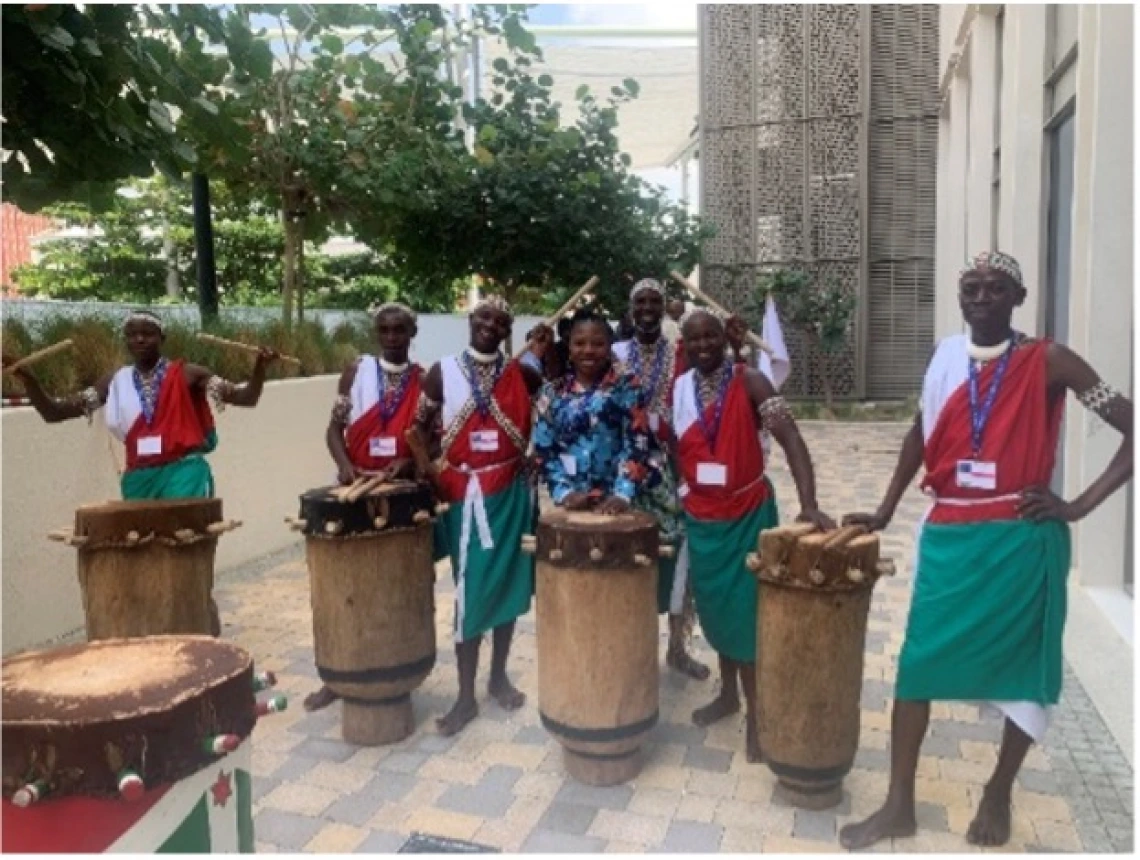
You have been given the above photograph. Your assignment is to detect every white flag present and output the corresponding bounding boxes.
[758,295,791,391]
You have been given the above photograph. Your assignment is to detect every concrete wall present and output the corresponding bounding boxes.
[3,376,339,655]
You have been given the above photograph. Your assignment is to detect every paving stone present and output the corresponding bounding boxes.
[521,829,606,853]
[914,801,949,833]
[1018,768,1062,795]
[535,801,599,835]
[437,782,514,818]
[853,747,889,772]
[479,764,524,794]
[656,721,707,747]
[355,829,408,854]
[554,781,632,810]
[266,754,319,783]
[659,820,724,853]
[512,724,550,745]
[929,719,1003,743]
[292,736,357,764]
[253,809,324,850]
[379,750,430,774]
[288,706,340,737]
[792,809,836,842]
[919,732,963,759]
[413,732,461,755]
[323,775,415,826]
[683,745,734,773]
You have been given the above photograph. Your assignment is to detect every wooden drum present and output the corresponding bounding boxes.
[750,524,895,809]
[528,509,665,786]
[293,481,439,746]
[2,636,257,853]
[49,498,241,641]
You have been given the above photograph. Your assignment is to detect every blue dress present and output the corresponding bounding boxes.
[532,367,658,504]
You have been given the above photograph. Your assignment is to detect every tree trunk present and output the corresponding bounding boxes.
[162,226,180,299]
[280,190,303,330]
[297,233,305,325]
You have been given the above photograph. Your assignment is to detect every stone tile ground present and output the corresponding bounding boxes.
[219,423,1134,853]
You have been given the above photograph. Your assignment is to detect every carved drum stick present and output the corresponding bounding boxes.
[195,333,302,367]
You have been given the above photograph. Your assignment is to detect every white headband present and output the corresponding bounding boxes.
[629,278,665,301]
[123,311,164,332]
[370,301,417,324]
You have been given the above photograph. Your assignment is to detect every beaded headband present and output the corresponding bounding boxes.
[472,295,513,322]
[370,301,417,324]
[629,278,665,301]
[959,250,1023,288]
[122,310,164,332]
[679,307,726,330]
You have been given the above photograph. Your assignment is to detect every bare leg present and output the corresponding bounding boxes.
[838,699,929,849]
[487,621,525,710]
[437,638,480,736]
[968,718,1032,847]
[666,612,710,680]
[303,686,339,712]
[739,660,762,763]
[693,654,741,726]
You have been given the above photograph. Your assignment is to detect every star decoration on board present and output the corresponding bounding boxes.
[210,770,232,807]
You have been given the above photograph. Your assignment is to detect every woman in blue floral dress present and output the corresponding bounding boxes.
[533,312,657,513]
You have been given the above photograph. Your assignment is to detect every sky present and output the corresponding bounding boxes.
[522,3,697,29]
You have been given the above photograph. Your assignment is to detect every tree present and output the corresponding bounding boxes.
[751,268,856,413]
[2,4,227,211]
[379,51,712,315]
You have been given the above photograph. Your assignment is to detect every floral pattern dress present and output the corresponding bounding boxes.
[532,367,658,504]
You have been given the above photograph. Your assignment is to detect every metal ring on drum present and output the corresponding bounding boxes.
[296,480,439,746]
[527,508,668,786]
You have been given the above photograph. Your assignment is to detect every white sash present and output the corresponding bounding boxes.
[103,366,142,442]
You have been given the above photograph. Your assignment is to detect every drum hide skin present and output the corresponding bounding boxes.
[535,509,660,786]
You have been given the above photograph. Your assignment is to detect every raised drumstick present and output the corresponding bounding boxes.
[195,333,302,367]
[512,275,599,357]
[669,270,775,356]
[4,339,74,374]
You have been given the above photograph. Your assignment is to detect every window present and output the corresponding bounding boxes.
[1045,5,1079,122]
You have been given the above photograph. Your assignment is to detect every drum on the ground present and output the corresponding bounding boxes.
[293,480,439,746]
[528,508,664,786]
[49,498,241,640]
[2,635,257,853]
[751,524,894,809]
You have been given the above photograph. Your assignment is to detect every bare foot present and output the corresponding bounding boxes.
[745,717,763,763]
[488,675,526,711]
[967,786,1012,847]
[302,686,339,712]
[838,798,917,850]
[692,691,740,727]
[436,698,479,736]
[667,645,711,681]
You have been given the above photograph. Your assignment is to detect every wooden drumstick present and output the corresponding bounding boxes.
[195,333,302,367]
[669,270,775,356]
[404,425,436,483]
[4,339,74,374]
[345,474,386,503]
[823,524,868,551]
[331,477,369,503]
[512,275,599,357]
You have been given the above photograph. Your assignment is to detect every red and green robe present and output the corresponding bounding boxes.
[435,355,535,642]
[104,360,217,500]
[900,334,1067,742]
[672,366,779,662]
[344,357,423,473]
[614,336,690,614]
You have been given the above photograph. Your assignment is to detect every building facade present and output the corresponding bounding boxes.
[1,203,55,293]
[699,5,940,400]
[936,4,1133,751]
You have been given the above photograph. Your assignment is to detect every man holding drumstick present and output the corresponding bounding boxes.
[6,309,279,633]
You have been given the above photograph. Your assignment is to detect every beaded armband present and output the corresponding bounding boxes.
[68,386,101,424]
[757,395,794,433]
[206,375,236,412]
[1077,381,1122,421]
[330,394,352,425]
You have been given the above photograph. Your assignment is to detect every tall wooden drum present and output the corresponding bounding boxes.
[750,524,894,809]
[529,509,663,786]
[49,498,242,641]
[294,481,438,746]
[2,636,257,853]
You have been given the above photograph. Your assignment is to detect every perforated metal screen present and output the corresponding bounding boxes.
[699,5,939,399]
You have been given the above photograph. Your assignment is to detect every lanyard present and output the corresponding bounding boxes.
[630,339,668,405]
[132,358,168,426]
[378,365,414,428]
[967,345,1013,458]
[462,352,503,418]
[693,362,733,451]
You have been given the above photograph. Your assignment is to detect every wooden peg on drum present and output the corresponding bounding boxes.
[752,524,894,810]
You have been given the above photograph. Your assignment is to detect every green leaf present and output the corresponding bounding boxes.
[41,25,76,51]
[575,84,589,100]
[148,100,175,134]
[537,74,553,88]
[246,41,274,79]
[477,125,499,144]
[194,96,220,115]
[321,34,344,55]
[78,37,103,57]
[492,57,510,73]
[622,78,640,98]
[502,16,537,54]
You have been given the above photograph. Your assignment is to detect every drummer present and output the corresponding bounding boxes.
[613,279,709,680]
[304,301,424,712]
[5,310,278,636]
[673,309,833,761]
[413,296,551,736]
[6,310,278,498]
[533,310,656,514]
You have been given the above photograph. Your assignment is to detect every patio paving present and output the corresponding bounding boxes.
[218,422,1133,853]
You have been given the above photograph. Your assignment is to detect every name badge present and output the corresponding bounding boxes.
[369,436,397,458]
[956,460,997,490]
[470,430,500,453]
[649,413,661,434]
[137,435,163,457]
[696,462,728,487]
[559,453,578,476]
